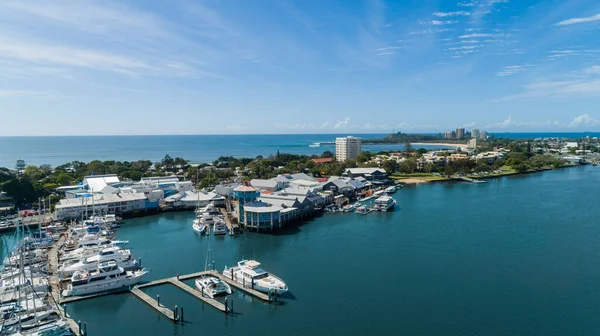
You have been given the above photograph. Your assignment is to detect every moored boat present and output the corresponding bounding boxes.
[223,260,288,294]
[194,276,231,298]
[61,260,147,297]
[373,196,396,212]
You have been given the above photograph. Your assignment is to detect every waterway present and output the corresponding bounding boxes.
[40,165,597,336]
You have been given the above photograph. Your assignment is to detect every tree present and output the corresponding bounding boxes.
[356,152,372,164]
[39,164,52,176]
[56,173,72,186]
[15,160,26,172]
[87,160,105,175]
[24,165,43,181]
[161,154,175,168]
[321,151,334,158]
[404,142,413,153]
[382,160,398,174]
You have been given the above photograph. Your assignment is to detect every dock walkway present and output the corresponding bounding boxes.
[220,208,238,233]
[130,287,175,321]
[48,234,80,335]
[168,278,227,312]
[208,270,270,301]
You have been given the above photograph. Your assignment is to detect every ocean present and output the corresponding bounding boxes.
[37,165,600,335]
[0,132,598,168]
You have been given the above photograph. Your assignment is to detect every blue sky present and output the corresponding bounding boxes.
[1,0,600,135]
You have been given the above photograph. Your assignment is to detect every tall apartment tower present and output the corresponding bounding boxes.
[335,136,362,161]
[471,129,480,139]
[456,127,465,139]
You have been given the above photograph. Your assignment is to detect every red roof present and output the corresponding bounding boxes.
[315,177,328,182]
[311,158,333,164]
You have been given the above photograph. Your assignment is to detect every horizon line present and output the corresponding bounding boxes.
[1,131,600,137]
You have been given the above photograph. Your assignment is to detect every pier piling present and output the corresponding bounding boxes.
[225,298,228,315]
[83,322,87,336]
[174,305,178,321]
[230,299,233,314]
[180,307,184,323]
[78,321,82,335]
[157,294,160,307]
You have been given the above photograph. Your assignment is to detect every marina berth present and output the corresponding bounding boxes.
[223,260,288,294]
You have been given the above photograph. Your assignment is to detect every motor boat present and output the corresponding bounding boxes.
[194,276,231,298]
[62,260,147,297]
[59,248,138,276]
[373,195,396,212]
[373,190,385,197]
[212,224,227,235]
[385,185,397,194]
[223,260,288,294]
[74,234,128,249]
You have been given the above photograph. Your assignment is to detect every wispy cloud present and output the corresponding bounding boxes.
[433,11,471,17]
[556,13,600,26]
[0,90,48,98]
[569,114,600,127]
[431,20,458,25]
[457,2,477,7]
[458,33,506,38]
[496,65,529,76]
[334,117,350,129]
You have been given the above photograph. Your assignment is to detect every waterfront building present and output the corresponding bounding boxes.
[471,129,480,139]
[342,168,388,182]
[137,176,193,197]
[456,128,465,139]
[321,178,356,196]
[444,131,454,139]
[240,201,284,230]
[55,190,160,220]
[214,183,241,197]
[250,179,284,192]
[335,136,362,161]
[164,190,225,208]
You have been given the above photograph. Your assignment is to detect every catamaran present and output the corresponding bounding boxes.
[223,260,288,294]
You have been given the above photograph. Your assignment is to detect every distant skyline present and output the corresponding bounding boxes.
[1,0,600,136]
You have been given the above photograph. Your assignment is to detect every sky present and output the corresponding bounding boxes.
[1,0,600,136]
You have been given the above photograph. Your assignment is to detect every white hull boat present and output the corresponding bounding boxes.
[223,260,288,294]
[62,261,147,297]
[194,276,231,298]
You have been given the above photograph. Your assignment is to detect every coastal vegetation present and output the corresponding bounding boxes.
[0,137,583,207]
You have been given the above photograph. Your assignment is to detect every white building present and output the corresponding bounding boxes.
[335,136,362,161]
[164,190,225,208]
[55,190,160,220]
[471,129,480,139]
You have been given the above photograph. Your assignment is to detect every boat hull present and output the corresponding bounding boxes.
[62,271,146,297]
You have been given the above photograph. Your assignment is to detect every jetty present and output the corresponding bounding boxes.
[220,208,238,234]
[130,287,175,321]
[48,235,81,335]
[456,176,487,183]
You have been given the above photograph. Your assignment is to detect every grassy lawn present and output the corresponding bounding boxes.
[391,173,438,178]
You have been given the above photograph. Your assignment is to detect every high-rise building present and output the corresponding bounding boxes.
[456,128,465,139]
[479,131,488,140]
[471,129,480,139]
[336,136,362,161]
[444,131,454,139]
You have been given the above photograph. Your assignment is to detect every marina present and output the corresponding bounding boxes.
[0,165,599,335]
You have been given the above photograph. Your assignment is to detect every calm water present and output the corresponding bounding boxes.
[1,132,598,168]
[49,165,600,336]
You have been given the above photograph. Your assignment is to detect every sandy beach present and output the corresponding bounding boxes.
[412,142,467,148]
[395,178,430,184]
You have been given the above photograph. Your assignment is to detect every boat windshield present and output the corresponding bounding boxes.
[253,273,269,280]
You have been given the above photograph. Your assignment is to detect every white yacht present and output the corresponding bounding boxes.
[373,195,396,212]
[194,276,231,298]
[223,260,288,294]
[212,223,227,235]
[192,219,207,234]
[385,185,397,194]
[373,190,385,197]
[59,248,138,276]
[62,260,147,297]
